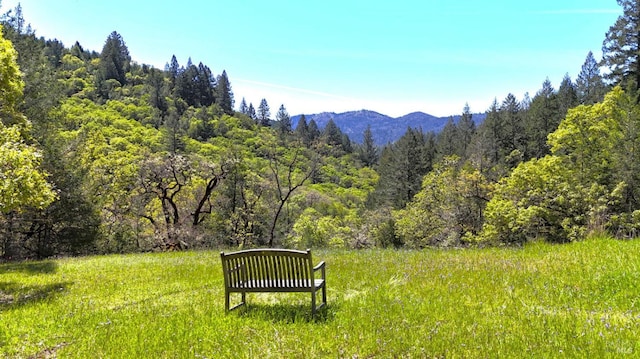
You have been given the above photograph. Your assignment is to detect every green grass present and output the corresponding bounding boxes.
[2,238,640,358]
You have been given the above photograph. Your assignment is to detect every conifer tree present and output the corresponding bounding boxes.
[577,51,607,104]
[295,114,309,145]
[239,98,248,114]
[526,79,559,159]
[322,119,343,147]
[457,103,476,157]
[307,119,320,143]
[247,103,257,121]
[167,54,180,88]
[215,70,234,115]
[557,73,578,114]
[602,0,640,92]
[275,104,292,136]
[437,117,458,158]
[99,31,130,85]
[358,124,378,167]
[257,98,270,126]
[196,62,215,107]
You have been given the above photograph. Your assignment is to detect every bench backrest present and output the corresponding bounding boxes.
[220,249,314,289]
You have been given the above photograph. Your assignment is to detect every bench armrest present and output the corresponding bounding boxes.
[313,261,326,280]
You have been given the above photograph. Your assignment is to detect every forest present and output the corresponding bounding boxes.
[1,1,639,261]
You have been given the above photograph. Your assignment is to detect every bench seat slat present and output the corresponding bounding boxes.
[228,279,325,292]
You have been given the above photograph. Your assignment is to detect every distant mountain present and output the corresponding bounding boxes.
[291,110,486,145]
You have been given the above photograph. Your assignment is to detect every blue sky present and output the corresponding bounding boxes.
[2,1,621,117]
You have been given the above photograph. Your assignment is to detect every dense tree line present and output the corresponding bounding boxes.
[1,1,639,260]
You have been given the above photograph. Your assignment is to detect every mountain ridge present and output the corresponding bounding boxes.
[291,110,486,145]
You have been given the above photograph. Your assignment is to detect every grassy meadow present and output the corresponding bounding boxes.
[2,238,640,358]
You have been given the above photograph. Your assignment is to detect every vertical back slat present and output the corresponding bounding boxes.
[247,255,255,288]
[285,256,293,288]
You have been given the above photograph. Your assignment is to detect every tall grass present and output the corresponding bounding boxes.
[2,238,640,357]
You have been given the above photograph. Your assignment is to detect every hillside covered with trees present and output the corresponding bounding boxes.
[1,1,638,260]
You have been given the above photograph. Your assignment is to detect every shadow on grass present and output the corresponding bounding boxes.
[0,281,72,310]
[0,260,58,275]
[237,303,337,324]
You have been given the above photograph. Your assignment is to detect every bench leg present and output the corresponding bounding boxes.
[226,291,247,312]
[311,290,317,316]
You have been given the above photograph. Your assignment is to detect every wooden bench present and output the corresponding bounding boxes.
[220,249,326,315]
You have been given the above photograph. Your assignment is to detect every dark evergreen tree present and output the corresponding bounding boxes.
[322,119,343,147]
[196,62,216,107]
[44,39,64,67]
[257,98,270,126]
[577,51,607,104]
[275,104,292,136]
[437,117,458,158]
[215,70,234,115]
[175,58,199,107]
[371,128,435,209]
[70,41,89,61]
[602,0,640,91]
[167,54,180,89]
[295,114,309,144]
[341,133,353,154]
[146,67,168,125]
[500,93,525,164]
[525,79,559,159]
[472,98,503,172]
[239,97,248,114]
[307,119,321,144]
[457,103,476,157]
[99,31,130,85]
[358,124,378,167]
[247,103,257,121]
[557,73,579,115]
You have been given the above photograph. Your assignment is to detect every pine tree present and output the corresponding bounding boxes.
[557,73,578,114]
[99,31,130,85]
[437,117,458,158]
[247,103,257,121]
[176,58,199,106]
[457,103,476,157]
[215,70,234,115]
[257,98,270,126]
[577,51,607,104]
[322,119,343,147]
[167,54,180,89]
[239,98,248,114]
[295,114,309,144]
[307,119,320,143]
[526,79,559,159]
[358,124,378,167]
[275,104,292,136]
[372,128,435,208]
[602,0,640,92]
[500,93,525,163]
[196,62,215,107]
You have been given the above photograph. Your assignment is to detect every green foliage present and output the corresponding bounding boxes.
[395,156,491,247]
[372,128,436,208]
[482,87,640,244]
[602,0,640,91]
[0,126,56,213]
[576,51,607,105]
[357,124,378,167]
[0,24,26,127]
[481,156,598,244]
[98,31,130,90]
